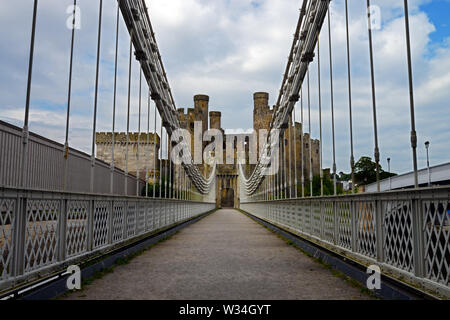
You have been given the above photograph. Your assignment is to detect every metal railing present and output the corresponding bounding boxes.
[241,186,450,298]
[0,120,145,196]
[0,187,215,292]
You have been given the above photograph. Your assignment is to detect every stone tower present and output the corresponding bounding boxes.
[209,111,221,130]
[252,92,273,160]
[194,94,209,135]
[251,91,321,195]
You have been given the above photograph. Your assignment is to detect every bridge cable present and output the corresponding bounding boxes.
[317,35,324,197]
[146,89,151,197]
[20,0,38,189]
[403,0,419,189]
[90,0,103,193]
[63,0,77,192]
[366,0,381,192]
[327,6,337,196]
[344,0,355,194]
[137,69,142,196]
[111,2,120,195]
[307,68,312,196]
[293,103,298,198]
[300,88,304,198]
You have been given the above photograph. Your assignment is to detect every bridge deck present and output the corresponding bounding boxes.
[62,209,372,300]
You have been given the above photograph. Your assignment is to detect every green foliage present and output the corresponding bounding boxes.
[141,176,173,198]
[297,173,344,197]
[354,156,397,185]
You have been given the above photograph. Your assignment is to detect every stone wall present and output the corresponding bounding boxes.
[96,132,160,181]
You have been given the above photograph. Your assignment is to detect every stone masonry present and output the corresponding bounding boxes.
[96,132,160,181]
[96,91,321,201]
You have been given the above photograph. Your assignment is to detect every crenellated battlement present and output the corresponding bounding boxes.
[96,132,160,145]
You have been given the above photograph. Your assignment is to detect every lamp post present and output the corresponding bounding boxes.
[387,157,391,190]
[425,141,431,187]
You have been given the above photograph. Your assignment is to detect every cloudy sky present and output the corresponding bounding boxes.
[0,0,449,175]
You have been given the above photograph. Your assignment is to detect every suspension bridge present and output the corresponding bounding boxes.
[0,0,449,300]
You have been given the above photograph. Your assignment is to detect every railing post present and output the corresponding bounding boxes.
[108,200,113,244]
[351,200,357,252]
[411,198,425,278]
[87,199,94,251]
[13,193,26,279]
[375,199,384,263]
[320,201,324,240]
[334,200,338,245]
[122,200,127,240]
[58,198,67,262]
[134,201,138,235]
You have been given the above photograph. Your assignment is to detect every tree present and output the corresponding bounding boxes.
[141,176,172,198]
[302,173,343,197]
[354,156,396,185]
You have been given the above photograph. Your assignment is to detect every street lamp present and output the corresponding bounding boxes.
[425,141,431,187]
[387,157,391,191]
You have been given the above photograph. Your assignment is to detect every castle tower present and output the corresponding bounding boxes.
[252,92,273,160]
[194,94,209,134]
[253,92,269,112]
[209,111,221,130]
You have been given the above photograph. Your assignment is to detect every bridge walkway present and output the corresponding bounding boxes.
[62,209,373,300]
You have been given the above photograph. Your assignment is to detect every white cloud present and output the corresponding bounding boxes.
[0,0,449,175]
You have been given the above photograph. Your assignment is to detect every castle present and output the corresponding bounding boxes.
[95,92,321,207]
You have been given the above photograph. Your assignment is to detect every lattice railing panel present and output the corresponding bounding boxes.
[24,200,59,272]
[66,200,88,258]
[126,202,137,238]
[281,203,287,226]
[303,202,311,234]
[0,199,15,280]
[323,201,335,244]
[145,201,153,232]
[383,200,414,273]
[356,201,376,258]
[423,200,449,286]
[296,202,303,233]
[293,203,301,232]
[311,202,321,238]
[136,202,146,235]
[154,202,160,230]
[337,202,352,250]
[160,204,167,227]
[112,201,125,243]
[93,201,110,249]
[289,202,296,229]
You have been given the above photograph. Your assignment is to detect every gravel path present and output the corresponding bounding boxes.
[62,209,373,300]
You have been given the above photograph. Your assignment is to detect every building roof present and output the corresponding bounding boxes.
[365,162,450,192]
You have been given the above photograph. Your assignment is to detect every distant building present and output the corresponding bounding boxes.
[95,132,160,181]
[96,92,321,206]
[365,162,450,192]
[252,92,321,186]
